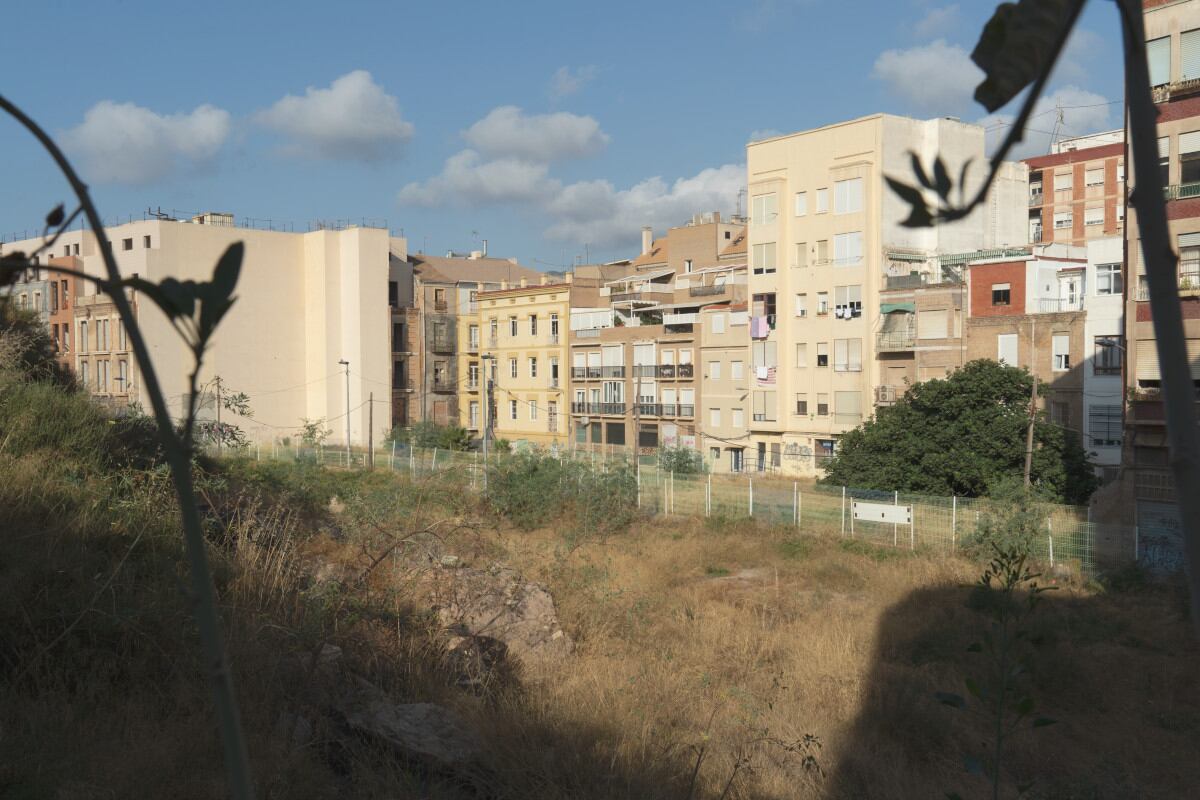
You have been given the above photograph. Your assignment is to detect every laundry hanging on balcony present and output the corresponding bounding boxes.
[755,365,776,385]
[750,315,770,338]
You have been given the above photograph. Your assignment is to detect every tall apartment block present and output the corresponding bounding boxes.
[745,114,1027,475]
[1025,131,1125,247]
[1120,0,1200,570]
[567,214,748,452]
[2,213,406,449]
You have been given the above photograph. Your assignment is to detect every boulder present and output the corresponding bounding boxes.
[444,634,513,691]
[336,678,483,771]
[423,565,573,663]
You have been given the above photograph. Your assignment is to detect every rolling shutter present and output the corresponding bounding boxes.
[1136,339,1160,381]
[1159,137,1170,159]
[1179,131,1200,156]
[1183,29,1200,81]
[918,309,948,339]
[1190,339,1200,380]
[1148,36,1171,86]
[1179,231,1200,248]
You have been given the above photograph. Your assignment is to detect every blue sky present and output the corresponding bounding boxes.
[1,0,1124,269]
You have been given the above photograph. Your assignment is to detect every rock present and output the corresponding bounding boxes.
[440,554,462,568]
[444,634,512,690]
[328,495,346,515]
[274,711,314,748]
[337,678,483,771]
[420,565,573,663]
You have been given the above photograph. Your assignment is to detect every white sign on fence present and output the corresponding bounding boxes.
[852,500,912,525]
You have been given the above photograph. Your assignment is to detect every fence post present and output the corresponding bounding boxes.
[793,482,799,526]
[798,486,803,527]
[256,441,260,461]
[472,451,478,489]
[951,495,957,550]
[841,487,846,535]
[637,459,642,509]
[894,490,899,547]
[1049,533,1055,568]
[432,447,438,470]
[706,473,711,517]
[390,440,396,470]
[749,477,754,517]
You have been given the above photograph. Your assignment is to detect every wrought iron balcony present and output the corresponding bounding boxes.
[875,330,916,351]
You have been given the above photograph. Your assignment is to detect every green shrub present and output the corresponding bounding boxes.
[486,451,636,536]
[658,445,706,475]
[387,420,472,451]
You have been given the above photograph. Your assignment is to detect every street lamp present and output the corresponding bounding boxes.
[338,359,351,464]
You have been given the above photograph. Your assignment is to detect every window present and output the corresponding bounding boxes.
[122,238,133,251]
[795,343,807,367]
[833,338,862,372]
[550,313,560,337]
[1181,232,1200,282]
[510,400,518,420]
[732,408,744,428]
[530,315,538,336]
[795,394,808,415]
[1117,163,1125,183]
[61,323,69,352]
[117,359,128,391]
[752,192,778,225]
[710,408,721,427]
[752,391,776,422]
[1052,333,1071,371]
[1159,137,1170,187]
[509,316,518,336]
[61,279,68,309]
[143,235,152,249]
[816,292,829,315]
[118,319,127,350]
[834,177,863,214]
[1148,35,1171,86]
[1084,207,1104,226]
[816,393,829,416]
[99,319,109,351]
[816,239,829,263]
[833,232,863,265]
[1055,171,1073,193]
[795,293,808,317]
[434,288,446,308]
[794,242,807,268]
[602,380,624,404]
[992,283,1011,306]
[684,259,693,274]
[469,401,480,429]
[79,320,88,353]
[509,358,518,378]
[752,242,777,274]
[1085,167,1105,187]
[529,357,537,378]
[1050,401,1070,428]
[79,360,88,388]
[710,447,721,462]
[709,361,721,380]
[998,333,1018,365]
[1053,211,1073,229]
[1094,336,1123,374]
[1184,28,1200,81]
[1180,130,1200,184]
[489,318,498,341]
[1096,263,1122,295]
[815,188,829,213]
[833,285,862,318]
[708,312,726,334]
[529,398,538,420]
[468,324,479,350]
[1089,405,1123,447]
[917,309,948,339]
[98,359,109,392]
[816,342,828,367]
[794,192,807,216]
[731,360,744,381]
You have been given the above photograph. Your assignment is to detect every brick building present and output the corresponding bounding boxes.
[1025,132,1125,247]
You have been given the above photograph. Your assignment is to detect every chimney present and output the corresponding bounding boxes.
[469,250,483,260]
[482,238,488,257]
[565,272,574,284]
[540,274,548,285]
[519,277,528,288]
[641,226,653,255]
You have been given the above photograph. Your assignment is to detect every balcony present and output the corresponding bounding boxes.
[1164,182,1200,200]
[689,284,726,297]
[571,402,625,415]
[1135,271,1200,300]
[547,415,559,433]
[1032,229,1045,244]
[876,330,916,351]
[633,364,658,378]
[884,273,928,290]
[677,363,694,379]
[392,377,415,392]
[1038,297,1085,313]
[611,287,673,305]
[657,364,676,379]
[433,301,448,312]
[571,366,602,380]
[466,378,480,392]
[601,365,626,378]
[465,339,480,353]
[1029,192,1043,207]
[549,332,561,344]
[429,336,455,354]
[663,312,700,326]
[432,377,455,393]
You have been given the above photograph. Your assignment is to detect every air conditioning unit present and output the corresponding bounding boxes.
[875,385,897,404]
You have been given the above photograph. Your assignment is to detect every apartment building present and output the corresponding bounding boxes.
[407,252,541,429]
[1082,237,1126,479]
[964,244,1090,440]
[699,302,750,471]
[1119,0,1200,569]
[568,214,748,452]
[1026,131,1125,247]
[470,279,572,448]
[745,114,1027,475]
[74,291,137,408]
[2,213,405,448]
[46,256,81,372]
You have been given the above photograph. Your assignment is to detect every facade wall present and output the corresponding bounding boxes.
[968,260,1029,317]
[1025,143,1124,248]
[1083,237,1126,472]
[699,305,751,472]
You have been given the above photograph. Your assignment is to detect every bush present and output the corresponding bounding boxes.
[486,451,636,536]
[967,477,1053,558]
[387,421,472,451]
[658,445,705,475]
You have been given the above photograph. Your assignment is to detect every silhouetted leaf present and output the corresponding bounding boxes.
[885,176,935,228]
[911,153,934,190]
[45,204,64,227]
[1032,717,1057,728]
[936,692,966,708]
[966,642,983,653]
[210,242,243,304]
[1014,696,1035,715]
[971,0,1079,112]
[965,677,984,700]
[933,158,952,200]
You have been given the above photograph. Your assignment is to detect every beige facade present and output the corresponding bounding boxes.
[470,281,571,448]
[745,114,1027,474]
[699,303,751,471]
[2,216,405,449]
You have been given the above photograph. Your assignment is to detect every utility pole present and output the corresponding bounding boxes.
[368,392,374,469]
[338,359,351,465]
[1023,318,1037,487]
[214,375,222,456]
[633,371,642,463]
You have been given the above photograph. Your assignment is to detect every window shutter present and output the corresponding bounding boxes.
[1159,136,1170,159]
[1180,130,1200,155]
[1183,29,1200,81]
[835,391,862,415]
[1179,232,1200,248]
[998,334,1018,365]
[1148,36,1171,86]
[918,309,948,339]
[1190,338,1200,380]
[1136,339,1160,381]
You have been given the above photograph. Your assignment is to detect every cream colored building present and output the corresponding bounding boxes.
[745,114,1027,474]
[2,214,406,450]
[699,302,751,471]
[466,279,571,448]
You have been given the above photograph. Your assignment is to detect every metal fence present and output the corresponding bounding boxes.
[228,441,1110,580]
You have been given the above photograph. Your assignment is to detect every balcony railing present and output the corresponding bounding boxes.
[677,363,695,379]
[876,330,916,351]
[1038,297,1084,313]
[571,366,602,380]
[1136,271,1200,300]
[429,337,455,354]
[550,375,560,388]
[601,365,625,378]
[1032,229,1045,243]
[549,332,560,344]
[547,416,558,433]
[571,402,625,415]
[465,339,480,353]
[657,364,676,379]
[884,273,928,290]
[432,378,455,393]
[1029,192,1043,207]
[1165,182,1200,201]
[633,364,658,378]
[689,284,727,297]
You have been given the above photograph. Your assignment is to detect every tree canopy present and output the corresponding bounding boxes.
[821,360,1097,504]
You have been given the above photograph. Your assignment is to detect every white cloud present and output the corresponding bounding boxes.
[256,70,413,161]
[979,86,1114,159]
[913,4,960,39]
[462,106,609,163]
[549,65,598,100]
[543,164,745,247]
[872,39,982,114]
[62,101,230,185]
[397,150,560,207]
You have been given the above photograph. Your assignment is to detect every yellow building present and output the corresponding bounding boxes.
[458,277,571,448]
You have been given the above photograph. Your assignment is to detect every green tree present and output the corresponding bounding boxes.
[821,360,1096,504]
[658,445,706,475]
[387,420,471,451]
